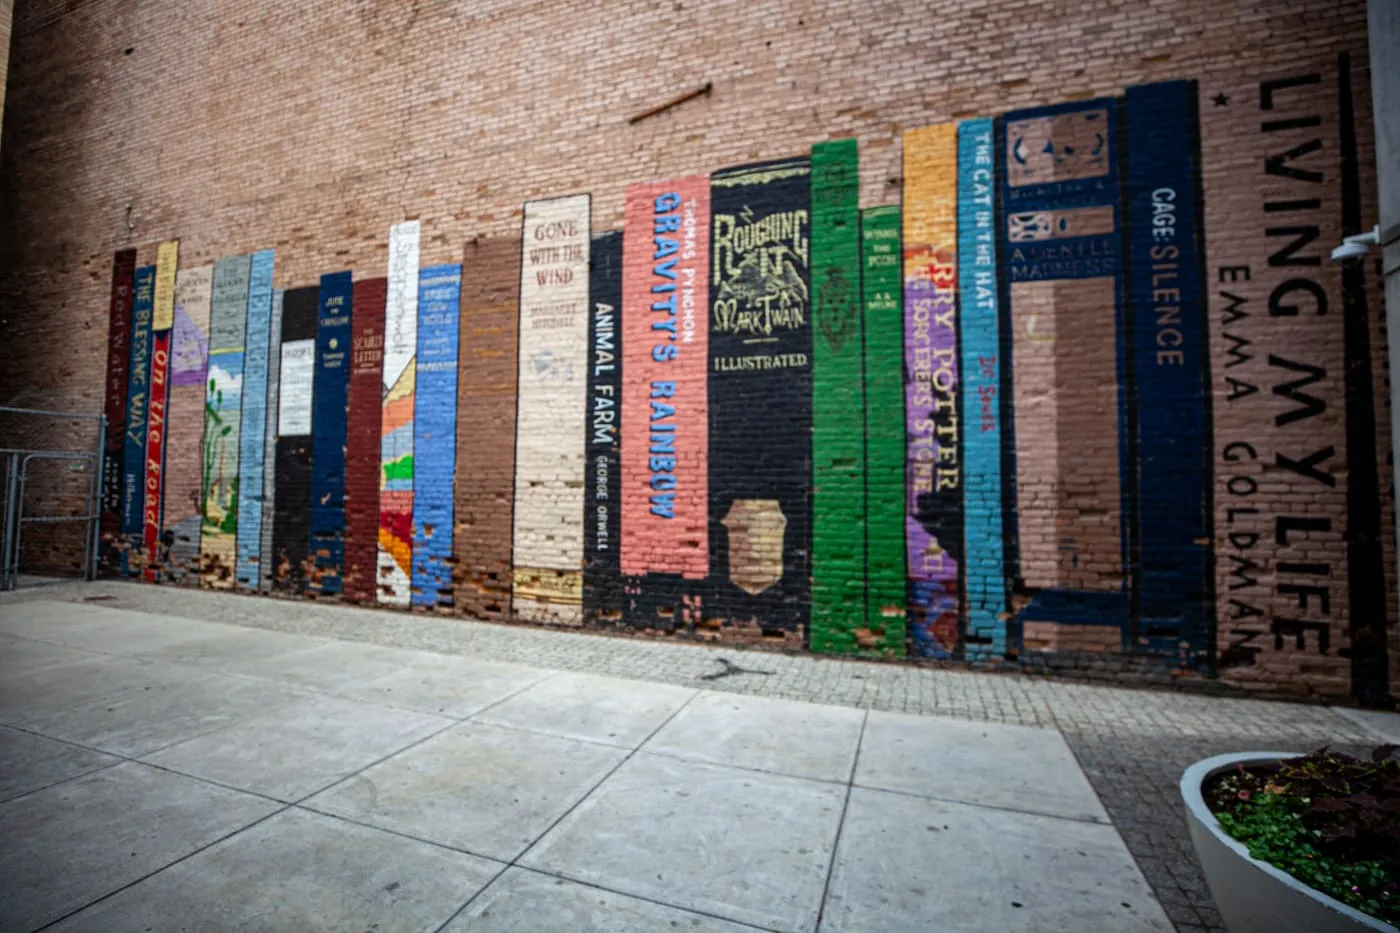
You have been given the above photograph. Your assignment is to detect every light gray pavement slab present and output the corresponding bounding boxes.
[135,626,330,671]
[305,721,629,861]
[855,709,1109,823]
[232,639,427,692]
[331,652,552,718]
[0,583,1388,933]
[0,725,117,803]
[22,671,309,758]
[442,866,757,933]
[820,786,1171,933]
[144,693,454,802]
[6,581,1363,747]
[0,634,101,677]
[1334,705,1400,744]
[473,670,695,747]
[48,807,502,933]
[0,652,202,727]
[520,752,848,933]
[0,599,229,653]
[644,691,865,783]
[0,761,279,932]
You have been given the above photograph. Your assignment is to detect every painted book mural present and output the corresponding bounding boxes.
[998,99,1128,655]
[235,250,275,591]
[1202,57,1388,701]
[272,286,318,591]
[379,221,419,606]
[619,178,709,630]
[809,140,866,654]
[164,265,213,579]
[345,278,386,604]
[957,120,1006,658]
[1125,82,1210,658]
[120,265,155,576]
[260,288,284,593]
[310,271,353,595]
[861,205,907,654]
[100,249,137,571]
[200,254,252,587]
[585,231,623,622]
[94,58,1397,701]
[904,125,962,659]
[512,195,591,625]
[707,159,813,645]
[453,236,521,621]
[143,240,179,581]
[411,264,462,609]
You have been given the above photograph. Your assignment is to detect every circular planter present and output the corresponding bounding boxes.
[1181,752,1398,933]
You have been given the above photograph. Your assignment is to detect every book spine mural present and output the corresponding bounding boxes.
[903,124,962,659]
[1124,81,1210,659]
[1200,58,1388,698]
[411,263,461,609]
[344,278,386,604]
[584,230,623,623]
[998,98,1129,652]
[260,288,284,592]
[272,286,318,592]
[707,158,812,644]
[310,270,352,596]
[40,64,1396,702]
[164,265,213,581]
[453,236,521,620]
[235,249,275,591]
[957,118,1007,658]
[809,139,866,654]
[200,254,252,588]
[620,177,709,631]
[861,205,907,655]
[100,249,137,572]
[142,240,179,582]
[512,194,591,624]
[379,221,420,606]
[120,265,155,577]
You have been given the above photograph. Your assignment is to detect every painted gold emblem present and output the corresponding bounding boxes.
[722,499,787,595]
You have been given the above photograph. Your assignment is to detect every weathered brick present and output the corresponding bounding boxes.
[0,0,1392,701]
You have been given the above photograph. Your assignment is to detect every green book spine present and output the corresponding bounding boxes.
[810,139,867,654]
[861,205,907,656]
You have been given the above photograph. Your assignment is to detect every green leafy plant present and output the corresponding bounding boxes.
[1205,746,1400,925]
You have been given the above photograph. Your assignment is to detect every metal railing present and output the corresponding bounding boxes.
[0,406,106,591]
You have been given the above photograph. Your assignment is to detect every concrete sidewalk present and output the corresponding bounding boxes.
[0,598,1171,932]
[4,583,1396,932]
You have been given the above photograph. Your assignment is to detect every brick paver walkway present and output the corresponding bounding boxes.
[2,580,1389,933]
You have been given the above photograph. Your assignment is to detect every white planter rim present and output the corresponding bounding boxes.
[1181,751,1398,933]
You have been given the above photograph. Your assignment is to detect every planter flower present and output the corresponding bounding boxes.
[1181,748,1400,933]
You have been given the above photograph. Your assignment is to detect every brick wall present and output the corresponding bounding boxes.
[0,0,11,132]
[0,0,1393,700]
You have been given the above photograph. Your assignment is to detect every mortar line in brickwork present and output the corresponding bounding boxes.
[432,689,706,933]
[814,709,868,930]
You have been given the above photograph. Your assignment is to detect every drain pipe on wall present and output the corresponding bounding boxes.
[1371,2,1400,637]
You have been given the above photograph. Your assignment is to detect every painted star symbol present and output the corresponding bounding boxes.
[1212,92,1230,107]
